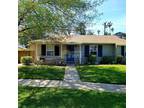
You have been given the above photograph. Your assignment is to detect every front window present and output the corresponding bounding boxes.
[47,45,54,56]
[90,45,97,55]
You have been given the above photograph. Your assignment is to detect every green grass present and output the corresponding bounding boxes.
[19,86,126,108]
[76,65,126,84]
[18,65,65,80]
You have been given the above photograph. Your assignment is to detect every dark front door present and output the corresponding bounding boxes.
[66,45,74,63]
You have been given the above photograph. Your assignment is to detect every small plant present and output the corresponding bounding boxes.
[21,56,33,65]
[116,56,126,64]
[88,54,96,64]
[116,55,123,64]
[100,56,115,64]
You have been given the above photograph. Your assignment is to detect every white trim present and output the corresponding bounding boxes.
[61,44,63,59]
[79,44,82,64]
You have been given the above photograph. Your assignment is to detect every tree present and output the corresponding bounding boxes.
[111,27,114,35]
[87,30,94,35]
[103,21,113,35]
[75,22,86,35]
[107,21,112,35]
[18,0,105,45]
[97,30,100,35]
[103,22,108,35]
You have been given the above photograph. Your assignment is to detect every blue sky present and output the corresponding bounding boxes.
[87,0,126,35]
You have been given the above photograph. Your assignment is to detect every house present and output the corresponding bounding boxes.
[29,35,126,64]
[18,45,35,63]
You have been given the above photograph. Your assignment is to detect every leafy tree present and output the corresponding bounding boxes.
[18,0,105,45]
[103,21,113,35]
[75,22,86,35]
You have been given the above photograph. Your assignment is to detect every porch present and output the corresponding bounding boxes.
[34,43,118,65]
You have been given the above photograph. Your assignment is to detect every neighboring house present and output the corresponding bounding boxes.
[29,35,126,64]
[18,45,35,63]
[115,32,126,39]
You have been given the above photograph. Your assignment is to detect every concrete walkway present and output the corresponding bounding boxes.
[64,65,80,82]
[18,65,126,93]
[18,79,126,93]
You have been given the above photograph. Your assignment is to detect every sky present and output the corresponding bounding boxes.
[87,0,126,35]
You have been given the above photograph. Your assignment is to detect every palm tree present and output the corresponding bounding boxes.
[111,28,114,35]
[97,30,100,35]
[103,22,108,35]
[107,21,112,35]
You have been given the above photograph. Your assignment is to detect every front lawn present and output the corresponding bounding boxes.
[19,86,126,108]
[77,65,126,84]
[18,65,65,80]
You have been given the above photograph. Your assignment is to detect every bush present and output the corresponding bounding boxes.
[21,56,33,65]
[100,56,115,64]
[122,57,126,64]
[116,56,123,64]
[87,54,96,64]
[116,56,126,64]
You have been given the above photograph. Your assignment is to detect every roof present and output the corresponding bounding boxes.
[30,35,126,46]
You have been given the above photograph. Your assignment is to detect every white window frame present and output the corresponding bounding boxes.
[46,45,54,57]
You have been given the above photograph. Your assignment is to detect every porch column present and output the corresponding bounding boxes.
[35,43,38,61]
[79,44,82,64]
[61,44,63,59]
[115,44,117,60]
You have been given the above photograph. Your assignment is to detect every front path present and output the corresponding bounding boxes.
[64,65,80,82]
[18,65,126,93]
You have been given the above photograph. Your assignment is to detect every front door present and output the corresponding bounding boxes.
[66,45,74,63]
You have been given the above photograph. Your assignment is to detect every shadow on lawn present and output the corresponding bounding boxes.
[77,65,126,84]
[19,86,126,108]
[18,65,65,80]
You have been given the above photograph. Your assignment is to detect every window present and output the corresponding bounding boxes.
[84,45,89,57]
[98,45,103,57]
[90,45,97,55]
[47,45,54,56]
[41,44,46,56]
[55,45,60,56]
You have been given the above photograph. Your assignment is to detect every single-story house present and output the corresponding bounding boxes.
[29,35,126,64]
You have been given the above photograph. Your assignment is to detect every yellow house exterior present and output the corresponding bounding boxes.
[29,35,126,64]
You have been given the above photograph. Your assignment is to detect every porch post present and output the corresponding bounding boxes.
[115,44,117,61]
[35,43,38,61]
[61,44,63,59]
[79,44,82,64]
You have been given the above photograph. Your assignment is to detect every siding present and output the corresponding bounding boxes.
[102,44,115,56]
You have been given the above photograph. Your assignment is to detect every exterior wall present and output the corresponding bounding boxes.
[30,42,125,64]
[102,44,115,56]
[116,45,126,56]
[116,46,121,56]
[97,44,115,63]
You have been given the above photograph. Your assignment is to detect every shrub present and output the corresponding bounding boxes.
[21,56,33,65]
[116,56,126,64]
[116,55,123,64]
[88,54,96,64]
[100,56,115,64]
[122,57,126,64]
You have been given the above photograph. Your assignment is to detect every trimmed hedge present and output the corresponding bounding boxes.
[100,56,115,64]
[21,56,33,65]
[116,56,126,64]
[88,54,96,64]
